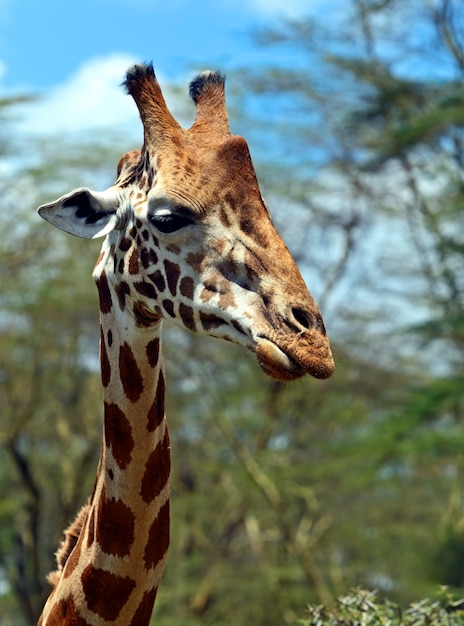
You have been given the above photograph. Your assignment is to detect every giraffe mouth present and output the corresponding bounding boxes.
[255,336,334,382]
[255,338,306,382]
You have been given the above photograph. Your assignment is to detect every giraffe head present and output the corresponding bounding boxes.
[38,63,334,381]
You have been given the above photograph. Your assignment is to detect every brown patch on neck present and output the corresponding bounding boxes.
[45,596,90,626]
[100,328,111,387]
[96,487,135,557]
[146,371,165,431]
[144,500,170,569]
[119,342,144,402]
[146,337,160,367]
[130,589,158,626]
[104,402,134,470]
[140,426,170,504]
[81,564,136,621]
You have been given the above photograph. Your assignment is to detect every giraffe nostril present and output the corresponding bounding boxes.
[291,307,314,331]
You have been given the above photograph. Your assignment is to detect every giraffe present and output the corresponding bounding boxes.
[36,63,334,625]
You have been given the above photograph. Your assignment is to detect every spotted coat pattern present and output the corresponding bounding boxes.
[37,63,334,625]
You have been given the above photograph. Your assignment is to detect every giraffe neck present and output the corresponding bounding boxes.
[39,277,170,625]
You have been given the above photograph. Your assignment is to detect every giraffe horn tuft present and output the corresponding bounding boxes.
[123,62,156,92]
[189,71,225,102]
[189,71,230,136]
[124,62,182,147]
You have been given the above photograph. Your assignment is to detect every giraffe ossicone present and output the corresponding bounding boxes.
[37,62,334,625]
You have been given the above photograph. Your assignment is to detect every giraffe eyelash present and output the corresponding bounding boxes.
[149,212,195,234]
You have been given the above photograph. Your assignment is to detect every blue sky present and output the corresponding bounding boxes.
[1,0,268,90]
[0,0,437,332]
[0,0,344,136]
[0,0,344,91]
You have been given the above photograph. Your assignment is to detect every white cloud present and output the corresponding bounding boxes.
[16,53,194,144]
[18,54,144,138]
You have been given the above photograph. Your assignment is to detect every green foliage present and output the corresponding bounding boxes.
[155,1,464,622]
[2,1,464,624]
[0,97,127,623]
[0,189,102,622]
[299,589,464,625]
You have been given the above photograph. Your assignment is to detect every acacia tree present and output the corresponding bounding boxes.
[240,0,463,333]
[3,5,464,622]
[228,0,464,604]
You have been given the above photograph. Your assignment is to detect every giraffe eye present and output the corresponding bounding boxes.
[150,212,194,234]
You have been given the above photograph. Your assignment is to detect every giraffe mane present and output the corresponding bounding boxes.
[47,503,90,587]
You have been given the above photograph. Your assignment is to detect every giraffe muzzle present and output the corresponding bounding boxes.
[255,328,335,382]
[255,337,306,381]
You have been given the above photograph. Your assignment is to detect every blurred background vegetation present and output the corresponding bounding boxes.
[1,1,464,624]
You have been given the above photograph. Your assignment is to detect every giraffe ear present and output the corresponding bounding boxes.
[38,187,120,239]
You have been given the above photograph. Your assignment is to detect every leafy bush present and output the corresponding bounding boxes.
[299,588,464,625]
